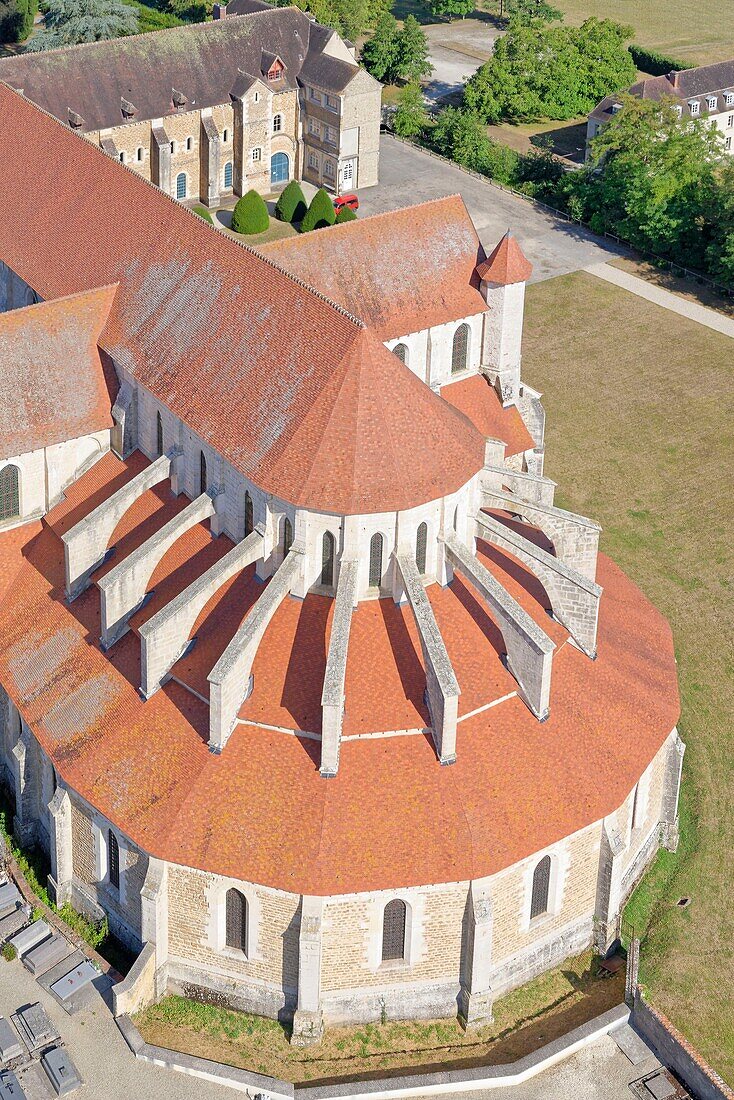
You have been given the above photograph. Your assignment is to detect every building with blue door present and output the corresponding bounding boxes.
[0,0,382,207]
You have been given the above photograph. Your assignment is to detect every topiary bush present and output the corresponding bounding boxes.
[274,180,307,224]
[335,205,358,224]
[300,188,336,233]
[193,204,213,224]
[231,190,269,235]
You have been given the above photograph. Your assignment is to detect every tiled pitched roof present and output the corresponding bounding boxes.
[590,60,734,121]
[0,84,481,513]
[0,287,117,460]
[441,374,535,457]
[0,9,352,132]
[0,455,680,894]
[260,196,489,339]
[476,231,533,286]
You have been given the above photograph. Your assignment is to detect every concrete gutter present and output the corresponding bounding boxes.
[117,1003,629,1098]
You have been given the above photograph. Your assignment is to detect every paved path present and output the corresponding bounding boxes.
[422,21,498,104]
[586,262,734,338]
[360,137,620,282]
[0,954,231,1099]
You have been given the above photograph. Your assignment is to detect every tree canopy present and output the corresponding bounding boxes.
[26,0,138,48]
[392,82,430,137]
[429,0,473,21]
[273,0,389,44]
[361,13,431,84]
[464,17,636,122]
[504,0,561,25]
[0,0,37,44]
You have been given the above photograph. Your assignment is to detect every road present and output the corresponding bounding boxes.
[360,136,621,282]
[422,19,499,104]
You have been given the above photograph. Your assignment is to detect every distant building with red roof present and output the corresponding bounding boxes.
[0,82,681,1043]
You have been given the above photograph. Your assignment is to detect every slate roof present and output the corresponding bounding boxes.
[0,287,117,460]
[0,84,484,514]
[0,8,358,133]
[590,59,734,122]
[260,196,489,339]
[0,454,681,893]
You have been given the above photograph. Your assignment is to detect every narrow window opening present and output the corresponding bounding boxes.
[225,888,248,952]
[530,855,551,919]
[108,830,120,890]
[369,533,383,588]
[451,323,470,375]
[244,491,254,537]
[199,451,207,495]
[382,899,406,962]
[156,412,163,458]
[415,522,427,575]
[321,531,335,586]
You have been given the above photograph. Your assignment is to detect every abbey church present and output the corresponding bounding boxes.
[0,78,681,1042]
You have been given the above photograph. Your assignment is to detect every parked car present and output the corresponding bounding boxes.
[334,193,359,214]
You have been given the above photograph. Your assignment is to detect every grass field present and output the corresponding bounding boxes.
[135,950,623,1081]
[523,271,734,1082]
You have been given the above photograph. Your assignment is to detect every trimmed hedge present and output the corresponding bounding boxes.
[300,188,336,233]
[335,205,357,224]
[628,44,687,77]
[275,180,307,224]
[231,190,269,235]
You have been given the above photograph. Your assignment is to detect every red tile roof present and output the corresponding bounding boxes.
[0,287,117,460]
[260,196,489,340]
[441,374,535,457]
[0,456,680,894]
[477,232,533,286]
[0,85,484,515]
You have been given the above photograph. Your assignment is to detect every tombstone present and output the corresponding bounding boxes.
[0,1071,26,1099]
[41,1048,82,1096]
[13,1003,58,1051]
[0,910,28,946]
[8,921,51,958]
[0,885,21,920]
[23,933,70,976]
[50,961,97,1003]
[0,1020,22,1063]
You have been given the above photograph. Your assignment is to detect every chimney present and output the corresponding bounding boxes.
[213,2,227,16]
[668,69,680,90]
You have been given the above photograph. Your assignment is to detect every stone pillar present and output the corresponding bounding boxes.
[660,728,685,853]
[169,447,186,497]
[458,879,494,1028]
[47,787,73,907]
[200,112,221,209]
[232,96,247,197]
[594,817,626,953]
[151,123,172,197]
[10,729,36,847]
[481,279,526,406]
[291,896,325,1046]
[141,857,169,999]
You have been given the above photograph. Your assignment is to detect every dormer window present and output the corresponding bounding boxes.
[674,104,683,118]
[266,57,285,82]
[120,97,137,119]
[726,91,734,106]
[610,102,622,115]
[172,88,188,110]
[707,95,718,110]
[689,100,700,116]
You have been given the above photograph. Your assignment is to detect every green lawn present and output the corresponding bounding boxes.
[522,271,734,1082]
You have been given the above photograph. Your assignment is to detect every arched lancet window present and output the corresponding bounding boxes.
[369,532,383,588]
[392,342,408,365]
[156,412,163,458]
[137,147,144,162]
[415,522,427,575]
[244,491,254,537]
[0,465,20,522]
[108,830,120,890]
[451,323,470,375]
[176,171,187,200]
[453,506,459,532]
[272,113,283,133]
[530,854,551,919]
[186,136,193,151]
[321,531,335,587]
[199,451,207,495]
[223,160,233,189]
[225,888,248,953]
[283,517,293,557]
[382,899,407,962]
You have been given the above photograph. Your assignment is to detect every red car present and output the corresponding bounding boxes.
[334,193,359,214]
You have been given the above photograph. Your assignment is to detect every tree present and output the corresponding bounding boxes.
[301,188,336,232]
[505,0,561,25]
[392,82,430,137]
[275,180,307,223]
[26,0,138,49]
[463,18,635,123]
[706,160,734,285]
[231,190,269,235]
[429,0,473,21]
[396,16,432,82]
[0,0,37,44]
[361,12,400,82]
[336,205,358,223]
[582,95,724,267]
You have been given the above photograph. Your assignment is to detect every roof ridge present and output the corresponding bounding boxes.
[0,7,305,62]
[0,83,366,332]
[0,281,119,317]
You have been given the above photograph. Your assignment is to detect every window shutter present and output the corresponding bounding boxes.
[416,522,427,575]
[0,466,20,521]
[225,889,248,952]
[530,855,551,919]
[382,899,406,961]
[369,533,383,588]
